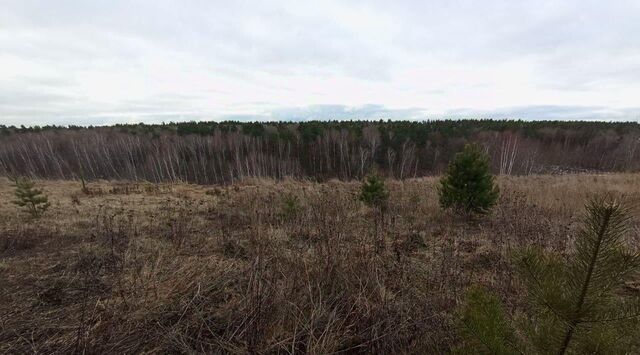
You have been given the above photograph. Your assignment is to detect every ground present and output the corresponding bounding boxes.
[1,174,639,353]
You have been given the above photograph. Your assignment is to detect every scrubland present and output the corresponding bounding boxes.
[1,174,639,353]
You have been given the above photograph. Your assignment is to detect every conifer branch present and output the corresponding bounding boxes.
[557,202,614,355]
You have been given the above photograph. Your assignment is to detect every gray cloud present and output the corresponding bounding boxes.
[445,106,640,121]
[1,0,640,125]
[267,104,426,121]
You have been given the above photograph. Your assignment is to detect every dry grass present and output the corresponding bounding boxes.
[1,174,639,353]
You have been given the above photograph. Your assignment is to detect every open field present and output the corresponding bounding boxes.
[1,174,640,353]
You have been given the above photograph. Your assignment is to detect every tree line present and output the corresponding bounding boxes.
[1,120,639,183]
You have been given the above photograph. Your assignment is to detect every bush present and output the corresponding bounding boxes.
[12,177,51,217]
[439,143,499,216]
[456,196,640,354]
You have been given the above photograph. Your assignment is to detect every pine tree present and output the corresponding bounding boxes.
[359,172,389,211]
[439,143,499,216]
[454,286,518,355]
[456,196,640,354]
[280,193,300,221]
[359,172,389,251]
[12,177,51,217]
[79,165,88,194]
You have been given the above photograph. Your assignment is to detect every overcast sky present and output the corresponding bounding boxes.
[1,0,640,125]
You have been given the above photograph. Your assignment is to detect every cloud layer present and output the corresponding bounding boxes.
[1,0,640,125]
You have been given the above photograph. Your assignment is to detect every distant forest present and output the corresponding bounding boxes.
[1,120,639,184]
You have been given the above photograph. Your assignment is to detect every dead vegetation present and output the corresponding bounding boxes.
[1,174,639,353]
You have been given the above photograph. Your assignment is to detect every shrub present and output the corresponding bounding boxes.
[12,177,51,217]
[439,143,499,216]
[456,196,640,354]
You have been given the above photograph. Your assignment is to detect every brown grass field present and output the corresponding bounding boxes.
[1,174,640,353]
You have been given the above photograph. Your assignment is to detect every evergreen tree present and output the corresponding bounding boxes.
[456,196,640,354]
[280,193,300,221]
[439,143,499,216]
[359,172,389,211]
[12,177,51,217]
[359,172,389,251]
[455,286,518,355]
[79,165,88,194]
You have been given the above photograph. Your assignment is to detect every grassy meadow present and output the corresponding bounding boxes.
[1,174,640,353]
